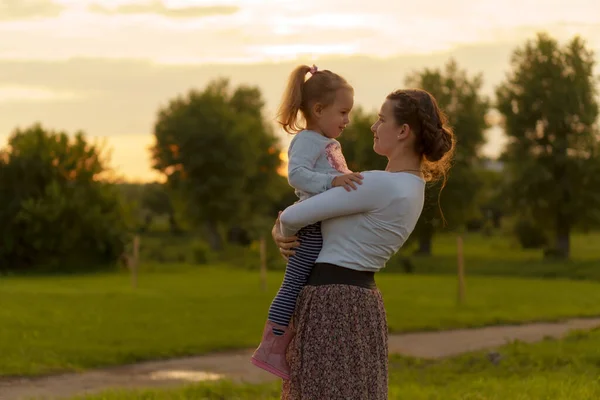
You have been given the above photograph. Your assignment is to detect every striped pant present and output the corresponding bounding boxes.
[268,222,322,330]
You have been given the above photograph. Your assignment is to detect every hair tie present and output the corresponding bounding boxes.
[309,64,318,75]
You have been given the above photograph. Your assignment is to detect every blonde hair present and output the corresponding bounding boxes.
[277,65,353,134]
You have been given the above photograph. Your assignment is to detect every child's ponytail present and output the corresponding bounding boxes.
[277,65,312,134]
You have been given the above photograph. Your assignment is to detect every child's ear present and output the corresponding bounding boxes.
[313,102,324,117]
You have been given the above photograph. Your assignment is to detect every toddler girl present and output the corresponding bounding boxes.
[251,64,363,380]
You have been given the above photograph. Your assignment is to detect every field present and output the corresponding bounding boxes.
[3,265,600,377]
[386,232,600,281]
[3,230,600,400]
[66,328,600,399]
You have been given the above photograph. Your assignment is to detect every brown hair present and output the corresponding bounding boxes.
[277,65,353,134]
[387,89,456,223]
[386,89,455,182]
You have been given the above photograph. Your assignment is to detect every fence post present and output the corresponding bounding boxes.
[457,235,465,305]
[260,236,267,292]
[132,235,140,289]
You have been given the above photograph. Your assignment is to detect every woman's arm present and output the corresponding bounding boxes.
[279,172,385,236]
[272,212,299,261]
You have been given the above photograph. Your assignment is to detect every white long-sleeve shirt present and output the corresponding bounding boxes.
[287,130,351,201]
[280,171,425,272]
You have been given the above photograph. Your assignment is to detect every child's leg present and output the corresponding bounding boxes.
[267,222,322,334]
[251,223,321,379]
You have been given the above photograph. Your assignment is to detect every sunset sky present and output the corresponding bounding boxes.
[1,0,599,181]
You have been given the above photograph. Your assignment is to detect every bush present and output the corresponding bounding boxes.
[134,231,285,270]
[218,238,285,271]
[514,219,547,249]
[482,219,494,237]
[192,241,212,265]
[0,125,128,272]
[136,233,194,264]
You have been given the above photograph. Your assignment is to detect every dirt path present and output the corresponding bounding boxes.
[2,317,599,400]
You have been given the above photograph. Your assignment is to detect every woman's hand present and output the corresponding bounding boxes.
[272,211,300,261]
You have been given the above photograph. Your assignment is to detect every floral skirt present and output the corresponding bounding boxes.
[281,284,388,400]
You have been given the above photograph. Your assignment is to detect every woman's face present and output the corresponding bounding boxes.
[370,99,406,157]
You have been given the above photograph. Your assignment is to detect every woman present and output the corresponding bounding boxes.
[273,89,455,399]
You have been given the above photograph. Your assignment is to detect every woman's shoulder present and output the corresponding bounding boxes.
[360,171,425,193]
[361,170,423,180]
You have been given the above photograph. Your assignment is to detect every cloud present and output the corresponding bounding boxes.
[4,1,599,65]
[87,1,239,19]
[0,44,518,141]
[3,42,571,179]
[0,85,81,103]
[0,52,515,181]
[0,0,64,21]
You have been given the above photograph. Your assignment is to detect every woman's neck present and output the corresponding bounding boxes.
[385,154,422,175]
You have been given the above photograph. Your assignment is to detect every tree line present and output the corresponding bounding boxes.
[1,32,599,272]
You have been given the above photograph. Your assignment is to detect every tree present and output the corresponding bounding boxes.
[140,183,181,234]
[405,59,490,255]
[116,183,152,232]
[496,33,600,259]
[229,86,287,238]
[150,79,283,250]
[473,161,505,231]
[0,124,128,272]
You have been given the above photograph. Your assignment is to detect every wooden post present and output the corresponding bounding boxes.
[132,235,140,289]
[259,235,267,292]
[457,235,465,305]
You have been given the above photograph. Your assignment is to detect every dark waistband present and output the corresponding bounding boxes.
[307,263,376,290]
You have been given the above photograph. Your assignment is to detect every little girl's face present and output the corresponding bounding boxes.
[316,88,354,139]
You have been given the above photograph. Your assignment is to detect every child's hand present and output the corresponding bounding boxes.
[332,172,364,192]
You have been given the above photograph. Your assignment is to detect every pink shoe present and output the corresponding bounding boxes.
[251,321,293,380]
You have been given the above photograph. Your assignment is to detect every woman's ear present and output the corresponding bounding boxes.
[397,123,410,140]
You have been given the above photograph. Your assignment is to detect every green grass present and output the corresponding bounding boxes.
[3,267,600,377]
[387,231,600,281]
[67,328,600,400]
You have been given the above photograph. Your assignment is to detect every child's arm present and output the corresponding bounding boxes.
[279,173,386,236]
[331,172,364,192]
[288,136,363,194]
[287,136,337,194]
